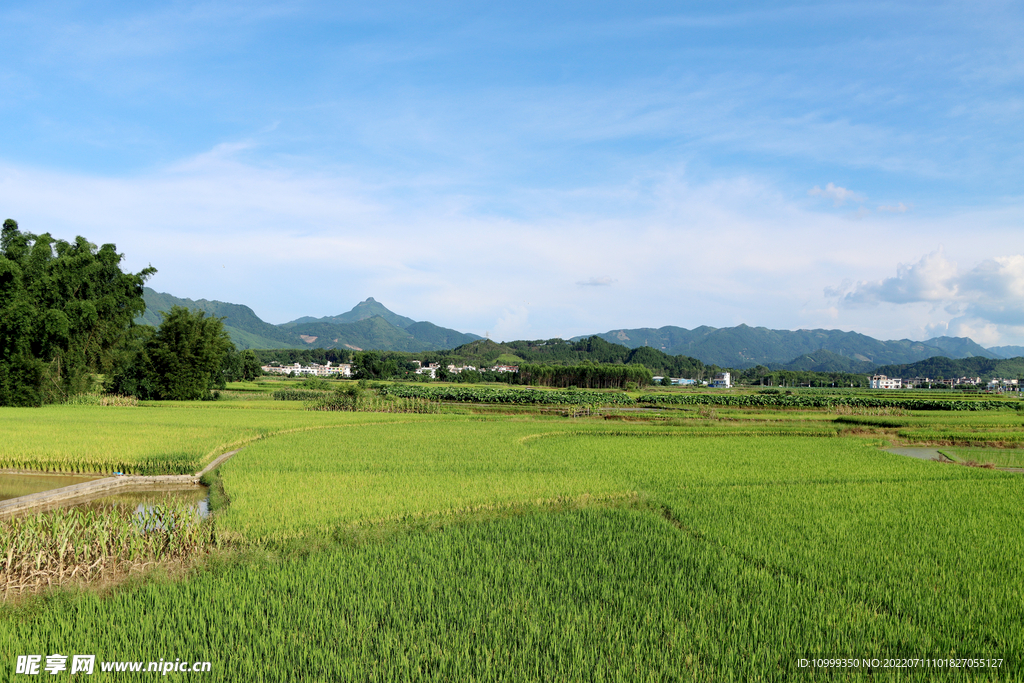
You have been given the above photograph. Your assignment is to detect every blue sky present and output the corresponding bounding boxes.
[2,1,1022,344]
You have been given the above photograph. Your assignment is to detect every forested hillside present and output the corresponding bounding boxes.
[874,356,1024,379]
[282,297,416,329]
[139,289,480,352]
[410,337,718,380]
[140,290,1023,380]
[574,325,998,368]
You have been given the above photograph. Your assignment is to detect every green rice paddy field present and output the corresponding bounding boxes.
[2,392,1024,680]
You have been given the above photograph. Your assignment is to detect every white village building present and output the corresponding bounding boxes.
[870,375,902,389]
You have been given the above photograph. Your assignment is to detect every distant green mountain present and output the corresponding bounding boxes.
[138,288,1014,368]
[137,289,480,352]
[988,345,1024,359]
[285,315,479,352]
[137,289,296,349]
[427,337,714,380]
[404,321,481,349]
[573,324,971,369]
[922,336,1000,359]
[283,297,416,330]
[772,349,876,373]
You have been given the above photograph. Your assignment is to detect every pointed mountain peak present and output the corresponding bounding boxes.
[285,298,417,329]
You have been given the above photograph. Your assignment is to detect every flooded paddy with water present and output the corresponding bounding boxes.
[0,471,209,517]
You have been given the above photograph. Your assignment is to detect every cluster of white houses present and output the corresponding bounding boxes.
[259,360,521,380]
[261,362,353,377]
[256,365,1017,393]
[871,374,1020,391]
[261,360,731,387]
[410,361,520,379]
[652,372,730,388]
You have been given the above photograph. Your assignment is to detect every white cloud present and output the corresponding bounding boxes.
[491,306,531,342]
[576,276,616,286]
[2,144,1024,343]
[957,255,1024,326]
[808,182,867,207]
[878,202,910,213]
[838,249,960,305]
[832,251,1024,341]
[944,318,1003,346]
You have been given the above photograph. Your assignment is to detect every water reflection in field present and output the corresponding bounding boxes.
[883,447,948,461]
[0,472,209,517]
[91,487,210,519]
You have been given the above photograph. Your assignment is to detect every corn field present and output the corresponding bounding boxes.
[305,393,444,414]
[1,503,215,600]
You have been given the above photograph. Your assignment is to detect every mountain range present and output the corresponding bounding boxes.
[137,288,1018,370]
[571,325,1003,371]
[137,289,481,352]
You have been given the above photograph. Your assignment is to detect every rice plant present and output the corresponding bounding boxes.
[0,404,418,474]
[2,399,1021,680]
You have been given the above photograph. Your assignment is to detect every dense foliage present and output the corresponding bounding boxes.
[0,219,154,406]
[374,383,1016,411]
[106,306,234,400]
[304,387,443,414]
[515,362,652,389]
[351,350,410,379]
[736,365,870,387]
[250,336,956,389]
[220,348,263,382]
[447,337,717,379]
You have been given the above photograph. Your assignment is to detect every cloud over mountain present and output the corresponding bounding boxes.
[830,251,1024,342]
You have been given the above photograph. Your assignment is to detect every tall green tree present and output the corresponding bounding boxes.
[0,219,155,406]
[240,349,262,381]
[220,347,243,383]
[107,307,234,400]
[147,307,234,400]
[103,326,159,400]
[220,348,262,383]
[353,350,400,379]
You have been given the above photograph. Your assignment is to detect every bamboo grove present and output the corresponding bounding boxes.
[513,362,653,389]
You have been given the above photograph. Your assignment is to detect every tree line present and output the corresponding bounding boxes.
[514,363,653,389]
[1,218,887,405]
[104,307,263,400]
[736,365,870,388]
[0,219,252,405]
[391,336,720,380]
[0,220,155,405]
